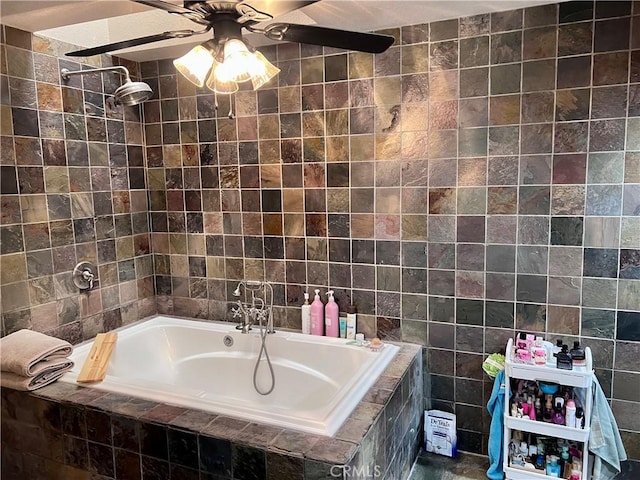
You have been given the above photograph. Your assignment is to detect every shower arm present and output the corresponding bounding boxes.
[60,66,132,83]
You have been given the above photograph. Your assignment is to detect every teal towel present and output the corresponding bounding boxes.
[487,369,505,480]
[590,374,627,480]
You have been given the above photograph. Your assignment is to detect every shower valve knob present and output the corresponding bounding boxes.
[73,261,97,290]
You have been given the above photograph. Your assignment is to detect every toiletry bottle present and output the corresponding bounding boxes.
[570,459,582,480]
[527,396,536,421]
[575,407,584,429]
[543,395,553,422]
[533,347,547,365]
[552,339,563,357]
[526,333,535,351]
[552,397,565,425]
[543,339,554,364]
[546,455,561,478]
[561,446,571,478]
[556,344,573,370]
[565,399,576,428]
[310,289,324,336]
[534,397,542,421]
[516,332,528,350]
[346,304,357,340]
[301,292,311,334]
[570,341,586,367]
[339,312,347,338]
[324,290,339,337]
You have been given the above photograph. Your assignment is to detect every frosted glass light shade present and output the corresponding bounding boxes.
[222,39,253,83]
[250,50,280,90]
[173,45,214,87]
[205,62,239,94]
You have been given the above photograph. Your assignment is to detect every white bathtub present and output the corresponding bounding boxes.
[60,315,399,436]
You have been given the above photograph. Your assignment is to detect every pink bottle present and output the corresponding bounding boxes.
[324,290,339,337]
[310,289,324,335]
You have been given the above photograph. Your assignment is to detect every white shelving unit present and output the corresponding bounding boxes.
[503,338,594,480]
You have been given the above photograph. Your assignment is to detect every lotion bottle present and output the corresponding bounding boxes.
[310,289,324,336]
[301,292,311,334]
[325,290,339,337]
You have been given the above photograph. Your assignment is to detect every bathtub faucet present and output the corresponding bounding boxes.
[232,281,274,334]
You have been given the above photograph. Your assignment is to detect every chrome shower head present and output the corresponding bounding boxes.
[113,78,153,106]
[60,66,153,106]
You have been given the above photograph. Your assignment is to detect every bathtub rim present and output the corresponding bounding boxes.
[59,314,401,436]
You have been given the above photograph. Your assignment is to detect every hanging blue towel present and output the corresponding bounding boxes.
[590,374,627,480]
[487,369,505,480]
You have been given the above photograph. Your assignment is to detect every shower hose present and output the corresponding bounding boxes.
[253,308,275,396]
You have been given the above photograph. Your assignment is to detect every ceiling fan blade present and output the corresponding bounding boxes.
[65,31,196,57]
[266,23,395,54]
[132,0,201,15]
[247,1,319,19]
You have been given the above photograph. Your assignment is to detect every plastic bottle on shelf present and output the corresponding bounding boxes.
[301,292,311,334]
[527,396,536,421]
[552,339,563,357]
[566,399,577,428]
[324,290,339,337]
[546,456,561,477]
[310,289,324,336]
[570,341,586,367]
[556,344,573,370]
[534,397,542,421]
[576,407,585,429]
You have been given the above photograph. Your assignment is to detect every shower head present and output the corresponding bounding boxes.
[60,66,152,106]
[233,280,262,297]
[113,78,153,106]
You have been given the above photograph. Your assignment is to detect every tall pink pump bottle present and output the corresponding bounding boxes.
[325,290,339,337]
[310,289,324,336]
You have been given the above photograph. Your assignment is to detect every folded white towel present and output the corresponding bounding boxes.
[1,360,74,391]
[0,329,73,377]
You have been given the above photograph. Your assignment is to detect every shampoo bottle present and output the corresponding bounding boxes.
[570,341,586,367]
[325,290,339,337]
[556,344,573,370]
[310,289,324,336]
[301,292,311,334]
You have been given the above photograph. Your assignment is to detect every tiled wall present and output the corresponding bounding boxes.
[0,26,155,342]
[142,1,640,458]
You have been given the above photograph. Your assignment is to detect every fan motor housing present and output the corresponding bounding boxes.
[211,15,245,42]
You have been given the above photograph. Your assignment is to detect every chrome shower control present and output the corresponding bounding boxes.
[73,261,97,290]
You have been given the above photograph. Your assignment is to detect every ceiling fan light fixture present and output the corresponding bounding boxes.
[173,44,215,87]
[250,50,280,90]
[221,38,254,83]
[205,62,239,94]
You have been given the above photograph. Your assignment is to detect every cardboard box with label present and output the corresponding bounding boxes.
[424,410,457,458]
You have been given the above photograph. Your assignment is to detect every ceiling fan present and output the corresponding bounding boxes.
[65,0,396,58]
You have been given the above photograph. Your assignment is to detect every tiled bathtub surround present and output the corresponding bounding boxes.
[0,26,156,341]
[142,1,640,458]
[1,341,423,480]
